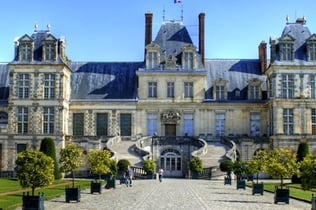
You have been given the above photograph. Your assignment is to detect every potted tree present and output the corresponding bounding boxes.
[247,150,267,195]
[87,149,112,194]
[117,159,131,184]
[16,149,54,210]
[232,159,247,190]
[143,159,156,179]
[59,144,82,203]
[219,159,234,185]
[189,156,203,179]
[105,159,118,189]
[264,148,299,204]
[300,154,316,210]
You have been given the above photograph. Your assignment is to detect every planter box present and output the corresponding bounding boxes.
[65,186,80,203]
[90,181,102,194]
[224,177,232,185]
[191,172,200,179]
[22,193,44,210]
[105,177,116,189]
[274,187,289,204]
[146,172,154,179]
[312,194,316,210]
[236,180,246,190]
[252,183,264,195]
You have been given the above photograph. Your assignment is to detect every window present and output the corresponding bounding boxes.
[283,109,293,135]
[250,113,260,136]
[148,82,157,98]
[215,113,225,137]
[215,85,225,100]
[184,82,193,98]
[44,74,55,99]
[310,75,316,98]
[183,52,194,70]
[183,114,194,136]
[73,113,84,136]
[249,85,260,100]
[16,144,26,154]
[120,113,132,136]
[96,113,108,136]
[18,74,29,98]
[44,43,56,61]
[43,107,54,134]
[281,74,294,98]
[167,82,174,98]
[312,109,316,135]
[17,107,28,134]
[307,41,316,61]
[280,42,293,61]
[147,51,158,69]
[0,112,8,125]
[147,114,157,136]
[20,43,32,61]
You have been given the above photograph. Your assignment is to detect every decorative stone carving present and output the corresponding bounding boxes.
[161,110,181,124]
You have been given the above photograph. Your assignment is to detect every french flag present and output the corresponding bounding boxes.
[174,0,181,3]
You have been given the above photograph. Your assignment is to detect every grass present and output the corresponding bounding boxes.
[247,181,316,203]
[0,178,92,210]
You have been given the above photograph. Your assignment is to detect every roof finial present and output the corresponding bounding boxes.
[34,23,38,32]
[163,8,165,21]
[181,5,183,21]
[47,23,51,31]
[286,15,289,24]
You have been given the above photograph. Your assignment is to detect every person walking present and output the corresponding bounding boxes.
[125,166,133,187]
[158,168,164,182]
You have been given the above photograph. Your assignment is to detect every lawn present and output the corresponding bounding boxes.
[0,178,91,210]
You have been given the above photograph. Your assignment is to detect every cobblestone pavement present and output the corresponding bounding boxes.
[37,179,311,210]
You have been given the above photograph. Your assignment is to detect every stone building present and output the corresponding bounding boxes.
[0,12,316,177]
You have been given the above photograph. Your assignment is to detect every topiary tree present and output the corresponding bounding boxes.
[300,154,316,190]
[263,148,299,188]
[219,159,234,177]
[292,140,310,183]
[87,150,112,181]
[59,144,82,188]
[143,159,156,174]
[117,159,131,175]
[189,156,203,173]
[232,159,247,180]
[40,137,61,179]
[247,150,267,183]
[16,149,54,196]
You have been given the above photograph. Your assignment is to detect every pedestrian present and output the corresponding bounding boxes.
[125,166,133,187]
[158,168,164,182]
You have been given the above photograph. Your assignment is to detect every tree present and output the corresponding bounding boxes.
[263,148,299,188]
[219,159,234,177]
[117,159,131,175]
[292,140,310,183]
[247,150,267,183]
[143,159,156,174]
[232,159,247,180]
[300,154,316,190]
[59,144,82,188]
[16,149,54,196]
[189,156,203,173]
[40,137,61,179]
[87,150,112,181]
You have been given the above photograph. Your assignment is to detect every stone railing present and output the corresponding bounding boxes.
[191,138,208,157]
[105,135,121,161]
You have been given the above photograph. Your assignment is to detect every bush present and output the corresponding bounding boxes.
[189,156,203,173]
[143,159,156,174]
[117,159,131,173]
[40,137,61,179]
[219,159,234,175]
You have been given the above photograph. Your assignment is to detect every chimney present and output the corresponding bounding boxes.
[258,41,267,73]
[199,13,205,66]
[145,12,153,47]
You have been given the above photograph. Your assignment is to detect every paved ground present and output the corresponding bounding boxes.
[37,179,311,210]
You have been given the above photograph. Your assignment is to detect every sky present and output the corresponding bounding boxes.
[0,0,316,62]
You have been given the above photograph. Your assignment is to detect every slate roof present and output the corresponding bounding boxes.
[0,63,10,102]
[70,62,144,101]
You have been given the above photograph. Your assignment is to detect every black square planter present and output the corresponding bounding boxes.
[224,177,232,185]
[90,181,102,194]
[105,177,116,189]
[252,183,264,195]
[274,187,289,204]
[65,186,81,203]
[22,193,44,210]
[236,180,246,190]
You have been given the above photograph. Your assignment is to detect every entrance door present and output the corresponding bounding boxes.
[165,124,176,136]
[160,150,182,177]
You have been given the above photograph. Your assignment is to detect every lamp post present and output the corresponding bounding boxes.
[152,132,158,160]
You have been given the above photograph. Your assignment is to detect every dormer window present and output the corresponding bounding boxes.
[248,78,262,100]
[279,35,294,61]
[182,44,196,70]
[19,42,33,62]
[213,78,227,100]
[43,42,56,61]
[146,43,160,70]
[306,35,316,61]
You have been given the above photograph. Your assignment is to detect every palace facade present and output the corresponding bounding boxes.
[0,12,316,175]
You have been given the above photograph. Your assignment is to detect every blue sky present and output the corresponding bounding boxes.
[0,0,315,62]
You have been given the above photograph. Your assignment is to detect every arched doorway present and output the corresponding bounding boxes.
[160,149,182,177]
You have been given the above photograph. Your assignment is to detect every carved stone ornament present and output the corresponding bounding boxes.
[161,110,181,123]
